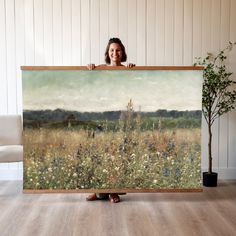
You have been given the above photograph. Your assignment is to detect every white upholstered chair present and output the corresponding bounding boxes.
[0,115,23,163]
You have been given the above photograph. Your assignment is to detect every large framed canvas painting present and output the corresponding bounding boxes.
[21,66,203,193]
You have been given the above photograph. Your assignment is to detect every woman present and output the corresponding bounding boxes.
[86,38,135,203]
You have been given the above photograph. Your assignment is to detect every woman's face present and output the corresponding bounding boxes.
[108,43,123,65]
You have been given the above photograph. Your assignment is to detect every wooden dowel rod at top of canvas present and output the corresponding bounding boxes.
[20,66,204,70]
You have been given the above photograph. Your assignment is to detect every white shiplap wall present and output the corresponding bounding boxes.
[0,0,236,179]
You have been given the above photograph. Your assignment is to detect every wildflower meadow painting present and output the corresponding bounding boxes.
[22,66,203,192]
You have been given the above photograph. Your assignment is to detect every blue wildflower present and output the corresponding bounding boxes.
[167,141,175,151]
[175,168,181,177]
[163,168,170,177]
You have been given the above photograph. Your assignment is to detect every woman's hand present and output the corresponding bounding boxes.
[127,63,136,68]
[87,64,96,70]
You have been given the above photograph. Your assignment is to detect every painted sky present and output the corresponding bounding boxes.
[23,70,203,112]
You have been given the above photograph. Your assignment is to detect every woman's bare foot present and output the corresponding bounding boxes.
[86,193,98,201]
[109,193,120,203]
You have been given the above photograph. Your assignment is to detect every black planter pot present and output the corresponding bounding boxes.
[203,172,218,187]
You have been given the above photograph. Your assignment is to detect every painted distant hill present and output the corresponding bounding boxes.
[23,108,201,121]
[23,108,201,130]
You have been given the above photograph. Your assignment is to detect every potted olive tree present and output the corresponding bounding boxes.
[195,42,236,187]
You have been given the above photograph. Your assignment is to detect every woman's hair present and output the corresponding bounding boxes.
[104,38,127,64]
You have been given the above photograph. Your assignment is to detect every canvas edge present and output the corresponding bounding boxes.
[23,188,203,193]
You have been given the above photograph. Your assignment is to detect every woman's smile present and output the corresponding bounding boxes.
[108,43,123,65]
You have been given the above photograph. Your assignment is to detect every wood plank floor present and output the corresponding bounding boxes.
[0,181,236,236]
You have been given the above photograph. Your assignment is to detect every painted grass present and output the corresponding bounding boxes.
[23,128,201,190]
